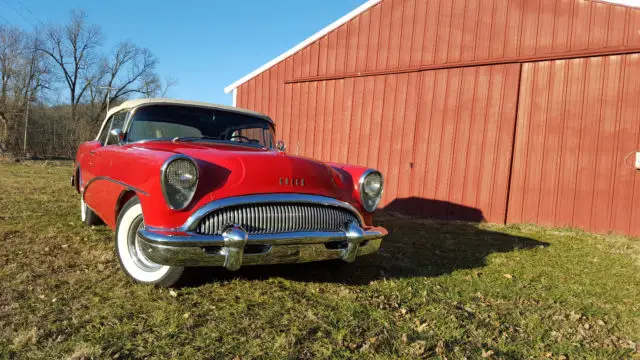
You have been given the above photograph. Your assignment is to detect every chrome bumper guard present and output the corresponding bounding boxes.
[137,221,387,270]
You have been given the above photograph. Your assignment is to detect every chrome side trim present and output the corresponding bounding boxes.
[160,154,199,210]
[180,194,365,232]
[358,169,384,212]
[82,176,150,197]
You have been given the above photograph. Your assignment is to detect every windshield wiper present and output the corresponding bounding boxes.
[172,136,220,143]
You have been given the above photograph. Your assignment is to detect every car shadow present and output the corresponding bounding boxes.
[181,198,548,287]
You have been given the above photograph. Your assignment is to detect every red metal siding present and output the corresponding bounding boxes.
[285,0,640,83]
[272,64,520,223]
[232,0,640,234]
[507,53,640,235]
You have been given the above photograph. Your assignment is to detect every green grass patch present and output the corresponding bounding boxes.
[0,161,639,359]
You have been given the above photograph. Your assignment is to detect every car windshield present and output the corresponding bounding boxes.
[126,104,275,148]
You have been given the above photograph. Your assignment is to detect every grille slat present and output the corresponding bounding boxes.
[196,203,359,235]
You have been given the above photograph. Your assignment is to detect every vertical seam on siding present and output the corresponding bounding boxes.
[475,65,493,209]
[374,76,389,169]
[504,63,524,224]
[485,0,496,60]
[407,0,417,67]
[502,64,524,224]
[516,0,525,57]
[395,73,411,198]
[623,8,630,47]
[409,71,425,195]
[552,60,571,225]
[363,76,378,166]
[518,63,538,222]
[568,0,576,51]
[607,55,627,230]
[604,4,612,47]
[491,65,510,222]
[460,67,479,206]
[445,70,465,208]
[432,0,444,65]
[421,72,439,198]
[588,56,610,230]
[549,0,559,53]
[533,61,554,221]
[432,70,450,202]
[472,0,481,59]
[533,0,542,55]
[587,1,594,50]
[443,0,454,63]
[570,59,590,225]
[458,0,469,61]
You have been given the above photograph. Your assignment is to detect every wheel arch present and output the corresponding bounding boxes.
[115,190,139,223]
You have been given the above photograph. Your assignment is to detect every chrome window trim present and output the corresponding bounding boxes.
[160,154,199,210]
[359,169,384,212]
[180,194,365,232]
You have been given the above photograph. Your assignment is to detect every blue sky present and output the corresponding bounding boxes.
[1,0,368,105]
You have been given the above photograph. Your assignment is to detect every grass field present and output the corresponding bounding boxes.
[0,161,639,359]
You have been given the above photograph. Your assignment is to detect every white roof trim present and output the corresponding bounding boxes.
[597,0,640,8]
[224,0,381,94]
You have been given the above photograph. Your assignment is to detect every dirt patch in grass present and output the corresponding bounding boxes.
[0,161,639,359]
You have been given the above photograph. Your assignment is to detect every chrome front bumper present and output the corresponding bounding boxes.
[137,221,387,270]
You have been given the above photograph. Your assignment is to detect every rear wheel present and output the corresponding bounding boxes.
[115,197,185,287]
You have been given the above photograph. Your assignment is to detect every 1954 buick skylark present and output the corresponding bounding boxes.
[73,99,387,287]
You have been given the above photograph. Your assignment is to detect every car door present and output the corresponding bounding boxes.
[83,111,128,221]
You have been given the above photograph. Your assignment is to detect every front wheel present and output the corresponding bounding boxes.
[115,197,185,287]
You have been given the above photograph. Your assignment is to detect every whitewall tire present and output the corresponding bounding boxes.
[115,197,185,287]
[80,196,101,226]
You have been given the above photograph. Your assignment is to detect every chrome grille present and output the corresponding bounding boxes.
[196,203,360,235]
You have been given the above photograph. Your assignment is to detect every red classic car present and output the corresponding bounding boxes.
[73,99,387,287]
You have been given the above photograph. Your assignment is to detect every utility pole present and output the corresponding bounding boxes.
[23,88,30,156]
[100,86,118,113]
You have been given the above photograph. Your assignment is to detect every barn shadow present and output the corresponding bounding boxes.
[182,197,548,286]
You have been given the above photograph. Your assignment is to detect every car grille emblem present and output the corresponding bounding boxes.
[279,177,305,186]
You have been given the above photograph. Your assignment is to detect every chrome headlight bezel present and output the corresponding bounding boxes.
[161,155,199,210]
[359,169,384,212]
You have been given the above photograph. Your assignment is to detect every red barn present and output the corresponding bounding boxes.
[225,0,640,236]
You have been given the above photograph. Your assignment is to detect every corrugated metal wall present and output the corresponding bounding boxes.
[508,53,640,235]
[234,0,640,234]
[264,64,519,223]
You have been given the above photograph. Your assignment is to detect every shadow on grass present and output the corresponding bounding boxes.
[181,198,549,286]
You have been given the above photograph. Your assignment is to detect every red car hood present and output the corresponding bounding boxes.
[129,141,351,203]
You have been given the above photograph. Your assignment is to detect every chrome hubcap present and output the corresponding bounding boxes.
[127,216,162,272]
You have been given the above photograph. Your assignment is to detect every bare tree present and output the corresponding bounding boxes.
[88,41,161,122]
[0,9,175,158]
[36,9,102,123]
[0,26,49,153]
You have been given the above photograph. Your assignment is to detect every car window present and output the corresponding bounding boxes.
[98,116,113,144]
[126,105,275,148]
[105,112,127,145]
[129,120,202,141]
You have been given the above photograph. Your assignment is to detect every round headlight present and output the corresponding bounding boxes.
[161,156,198,210]
[359,170,384,212]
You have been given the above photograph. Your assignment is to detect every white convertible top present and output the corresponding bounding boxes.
[105,98,270,120]
[97,98,273,141]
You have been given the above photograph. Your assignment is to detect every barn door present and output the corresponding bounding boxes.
[507,53,640,235]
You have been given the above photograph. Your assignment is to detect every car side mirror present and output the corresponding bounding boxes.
[276,140,286,152]
[109,128,124,145]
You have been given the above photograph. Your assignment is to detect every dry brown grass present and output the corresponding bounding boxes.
[0,161,639,359]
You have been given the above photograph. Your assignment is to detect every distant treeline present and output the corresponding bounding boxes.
[0,10,175,159]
